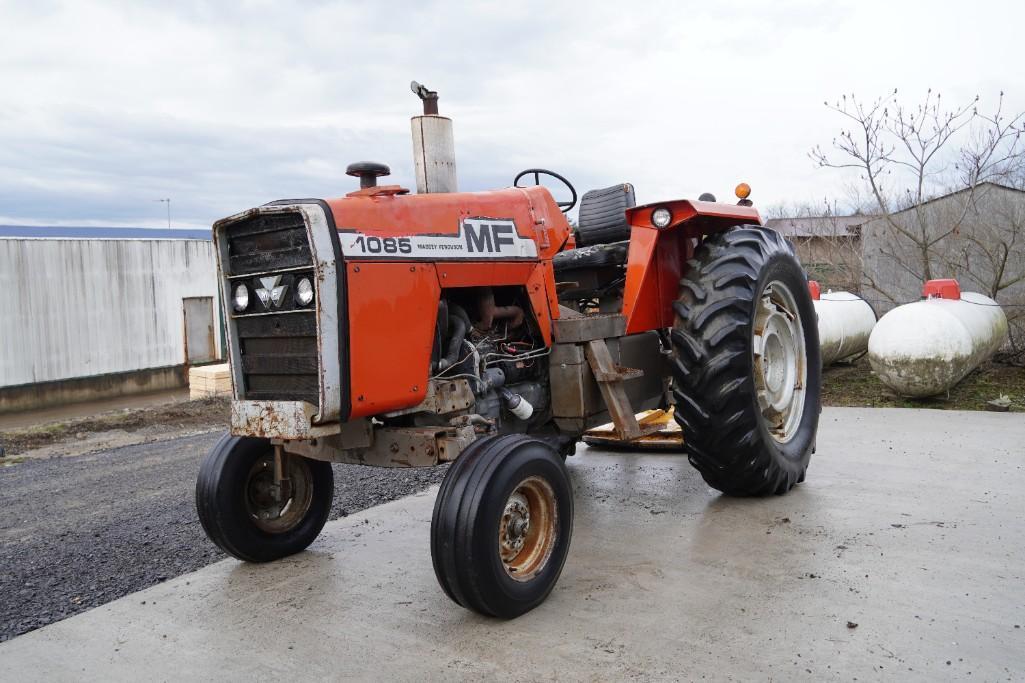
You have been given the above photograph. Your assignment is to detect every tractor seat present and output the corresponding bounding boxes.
[553,182,634,278]
[574,183,636,247]
[552,240,629,275]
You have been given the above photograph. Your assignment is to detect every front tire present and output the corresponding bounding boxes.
[671,226,821,496]
[431,434,573,618]
[196,434,334,562]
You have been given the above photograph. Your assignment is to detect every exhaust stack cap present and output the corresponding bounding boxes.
[346,161,391,189]
[411,80,439,115]
[410,80,456,193]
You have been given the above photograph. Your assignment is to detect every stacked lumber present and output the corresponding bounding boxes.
[189,363,232,399]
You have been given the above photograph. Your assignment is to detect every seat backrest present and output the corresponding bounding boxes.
[575,183,636,247]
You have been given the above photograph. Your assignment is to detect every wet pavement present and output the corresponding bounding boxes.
[1,407,1023,680]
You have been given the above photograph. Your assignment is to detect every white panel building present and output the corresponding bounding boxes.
[0,231,223,412]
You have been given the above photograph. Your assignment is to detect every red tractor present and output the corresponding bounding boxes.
[196,84,820,618]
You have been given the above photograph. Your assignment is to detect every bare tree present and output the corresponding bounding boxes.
[810,90,1025,360]
[811,90,1025,294]
[950,189,1025,298]
[765,198,866,294]
[948,184,1025,359]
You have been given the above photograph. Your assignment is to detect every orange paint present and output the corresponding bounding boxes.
[622,200,760,332]
[347,262,441,417]
[318,185,760,416]
[327,186,571,261]
[525,263,555,345]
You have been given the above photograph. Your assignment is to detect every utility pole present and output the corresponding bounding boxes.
[154,198,171,228]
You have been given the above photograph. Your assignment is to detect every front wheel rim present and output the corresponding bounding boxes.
[244,453,314,534]
[752,279,807,444]
[499,476,558,582]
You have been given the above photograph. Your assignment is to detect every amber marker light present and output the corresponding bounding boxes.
[735,183,752,200]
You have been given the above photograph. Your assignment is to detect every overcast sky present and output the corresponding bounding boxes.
[1,0,1023,227]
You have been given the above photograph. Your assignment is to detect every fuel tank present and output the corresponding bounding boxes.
[810,283,877,365]
[867,280,1008,397]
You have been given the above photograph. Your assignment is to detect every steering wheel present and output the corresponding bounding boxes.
[513,168,578,213]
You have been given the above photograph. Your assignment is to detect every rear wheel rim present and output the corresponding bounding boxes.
[752,280,807,444]
[244,453,314,534]
[499,476,558,582]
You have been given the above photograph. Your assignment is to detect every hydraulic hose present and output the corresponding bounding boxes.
[441,305,472,370]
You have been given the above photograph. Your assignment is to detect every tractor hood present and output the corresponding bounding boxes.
[324,185,572,262]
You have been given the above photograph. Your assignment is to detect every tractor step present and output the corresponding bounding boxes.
[583,339,660,441]
[550,307,668,440]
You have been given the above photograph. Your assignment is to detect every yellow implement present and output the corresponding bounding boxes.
[582,408,684,451]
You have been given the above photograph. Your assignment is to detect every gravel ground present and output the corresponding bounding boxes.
[0,431,447,642]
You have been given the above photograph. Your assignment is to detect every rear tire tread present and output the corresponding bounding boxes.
[671,226,820,496]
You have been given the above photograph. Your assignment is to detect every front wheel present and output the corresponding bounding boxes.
[671,226,821,496]
[196,434,334,562]
[431,434,573,618]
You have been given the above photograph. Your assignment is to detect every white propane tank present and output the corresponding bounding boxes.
[809,281,877,365]
[867,279,1008,398]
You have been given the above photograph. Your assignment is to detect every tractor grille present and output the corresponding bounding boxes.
[226,212,313,273]
[225,212,320,405]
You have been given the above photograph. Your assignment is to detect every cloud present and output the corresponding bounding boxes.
[1,0,1023,226]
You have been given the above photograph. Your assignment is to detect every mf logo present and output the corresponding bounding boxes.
[256,275,288,309]
[464,221,516,253]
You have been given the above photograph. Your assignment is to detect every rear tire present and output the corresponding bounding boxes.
[671,226,821,496]
[431,434,573,618]
[196,434,334,562]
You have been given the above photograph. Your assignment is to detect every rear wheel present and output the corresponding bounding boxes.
[431,434,573,618]
[671,226,820,496]
[196,434,334,562]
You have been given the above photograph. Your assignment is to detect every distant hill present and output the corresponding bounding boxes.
[0,225,212,240]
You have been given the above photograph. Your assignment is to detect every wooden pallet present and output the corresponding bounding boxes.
[582,408,684,451]
[189,363,232,399]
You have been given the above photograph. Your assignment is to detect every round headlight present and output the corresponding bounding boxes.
[296,277,314,306]
[233,283,250,312]
[651,207,672,229]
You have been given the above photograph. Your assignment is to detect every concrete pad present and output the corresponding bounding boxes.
[2,407,1024,681]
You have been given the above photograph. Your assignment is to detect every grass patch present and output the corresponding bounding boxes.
[822,358,1025,412]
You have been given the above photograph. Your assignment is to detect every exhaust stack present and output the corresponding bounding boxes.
[410,80,457,194]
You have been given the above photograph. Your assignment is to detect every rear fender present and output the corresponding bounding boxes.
[621,200,762,334]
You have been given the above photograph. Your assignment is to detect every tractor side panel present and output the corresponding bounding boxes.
[538,259,562,324]
[622,200,756,333]
[347,262,441,417]
[525,262,556,345]
[433,261,536,287]
[621,227,661,333]
[621,228,691,334]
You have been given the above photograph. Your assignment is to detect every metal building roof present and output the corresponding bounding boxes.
[0,225,212,240]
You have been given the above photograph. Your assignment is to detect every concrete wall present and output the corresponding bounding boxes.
[0,366,188,414]
[791,235,862,293]
[860,184,1025,351]
[0,238,222,408]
